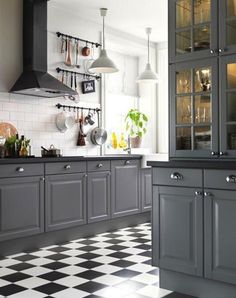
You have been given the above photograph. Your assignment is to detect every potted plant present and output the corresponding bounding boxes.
[125,109,148,148]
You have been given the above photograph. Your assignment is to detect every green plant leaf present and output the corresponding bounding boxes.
[138,132,142,138]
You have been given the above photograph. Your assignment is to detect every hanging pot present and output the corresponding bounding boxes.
[90,110,107,146]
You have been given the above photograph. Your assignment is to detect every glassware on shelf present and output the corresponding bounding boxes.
[194,126,211,150]
[176,0,192,29]
[176,97,192,124]
[176,70,191,93]
[194,0,211,24]
[195,67,211,92]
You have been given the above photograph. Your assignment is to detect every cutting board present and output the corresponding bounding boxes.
[0,122,18,138]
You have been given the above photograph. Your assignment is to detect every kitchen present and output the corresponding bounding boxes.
[1,1,236,298]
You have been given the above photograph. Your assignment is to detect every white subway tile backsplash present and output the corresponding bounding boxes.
[0,92,101,156]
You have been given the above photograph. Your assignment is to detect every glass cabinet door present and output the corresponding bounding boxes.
[219,0,236,55]
[170,58,218,158]
[169,0,217,62]
[220,55,236,157]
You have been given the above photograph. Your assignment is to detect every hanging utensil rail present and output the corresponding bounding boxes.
[56,67,101,81]
[56,103,101,113]
[56,32,101,48]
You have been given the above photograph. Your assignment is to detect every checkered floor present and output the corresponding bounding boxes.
[0,223,173,298]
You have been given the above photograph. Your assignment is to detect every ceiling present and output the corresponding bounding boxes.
[50,0,168,43]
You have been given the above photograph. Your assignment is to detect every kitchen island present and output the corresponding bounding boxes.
[0,155,151,257]
[148,160,236,298]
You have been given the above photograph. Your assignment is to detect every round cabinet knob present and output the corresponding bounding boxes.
[125,160,131,165]
[219,151,227,156]
[226,175,236,183]
[97,163,103,168]
[211,151,218,156]
[84,174,88,178]
[204,192,212,197]
[219,48,226,53]
[195,191,202,197]
[210,49,216,54]
[40,177,45,181]
[16,167,24,173]
[170,172,183,180]
[65,165,71,170]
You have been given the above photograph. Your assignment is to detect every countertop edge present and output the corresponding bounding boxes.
[0,155,143,165]
[147,160,236,169]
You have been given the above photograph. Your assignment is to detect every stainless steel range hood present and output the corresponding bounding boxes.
[10,0,77,98]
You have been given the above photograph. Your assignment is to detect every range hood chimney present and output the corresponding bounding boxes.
[10,0,77,98]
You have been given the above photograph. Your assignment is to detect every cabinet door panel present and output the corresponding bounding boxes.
[45,173,86,231]
[0,177,44,241]
[219,54,236,158]
[219,0,236,55]
[169,0,218,63]
[111,160,140,218]
[205,189,236,285]
[87,171,111,223]
[170,58,218,158]
[153,186,203,276]
[141,169,152,211]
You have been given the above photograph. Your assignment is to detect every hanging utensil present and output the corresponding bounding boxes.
[82,42,90,57]
[77,109,86,146]
[75,40,80,68]
[61,71,65,84]
[85,44,96,74]
[70,72,73,89]
[61,36,65,54]
[90,110,107,146]
[65,38,73,67]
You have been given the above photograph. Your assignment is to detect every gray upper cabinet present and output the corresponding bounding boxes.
[219,0,236,55]
[87,171,111,223]
[0,176,44,241]
[141,168,152,211]
[153,186,203,276]
[205,189,236,285]
[170,58,219,158]
[219,54,236,157]
[111,159,140,218]
[169,0,218,63]
[45,173,86,232]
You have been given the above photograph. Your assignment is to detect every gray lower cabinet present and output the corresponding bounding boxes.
[0,176,44,241]
[111,159,140,218]
[205,189,236,285]
[141,168,152,211]
[153,186,203,276]
[87,171,111,223]
[45,173,86,232]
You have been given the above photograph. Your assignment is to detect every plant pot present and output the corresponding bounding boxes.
[131,136,142,148]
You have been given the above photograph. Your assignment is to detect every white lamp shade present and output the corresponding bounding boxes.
[136,63,158,83]
[89,49,118,74]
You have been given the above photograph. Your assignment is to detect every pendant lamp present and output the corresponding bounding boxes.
[89,8,118,74]
[137,27,158,83]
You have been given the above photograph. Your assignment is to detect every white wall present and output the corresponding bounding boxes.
[0,0,167,157]
[156,42,168,155]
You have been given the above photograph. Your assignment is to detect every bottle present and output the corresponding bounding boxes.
[119,133,127,149]
[14,133,19,157]
[111,132,118,149]
[19,135,28,157]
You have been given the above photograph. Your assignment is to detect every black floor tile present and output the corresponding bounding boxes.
[76,269,103,280]
[75,281,106,292]
[34,282,67,295]
[112,268,141,278]
[39,271,68,281]
[2,272,31,282]
[43,261,69,270]
[0,284,26,296]
[8,263,34,271]
[79,260,103,269]
[110,259,135,268]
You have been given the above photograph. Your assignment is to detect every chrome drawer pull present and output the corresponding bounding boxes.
[65,165,71,170]
[16,167,24,173]
[170,172,183,180]
[226,175,236,183]
[97,163,103,168]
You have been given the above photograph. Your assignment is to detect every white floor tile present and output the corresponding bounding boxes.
[10,289,46,298]
[95,264,121,274]
[137,285,171,298]
[52,288,89,298]
[26,257,52,266]
[93,274,125,286]
[128,263,153,273]
[15,277,49,288]
[56,275,87,287]
[21,266,51,276]
[131,273,159,285]
[57,265,87,275]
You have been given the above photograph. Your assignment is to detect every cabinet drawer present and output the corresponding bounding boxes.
[153,168,202,187]
[204,169,236,190]
[87,160,110,172]
[45,161,86,175]
[0,163,44,178]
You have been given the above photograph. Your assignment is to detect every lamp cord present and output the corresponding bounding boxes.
[147,32,150,64]
[102,15,105,50]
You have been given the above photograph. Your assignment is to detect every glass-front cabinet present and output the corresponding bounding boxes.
[219,0,236,54]
[169,0,217,62]
[220,55,236,157]
[170,58,218,158]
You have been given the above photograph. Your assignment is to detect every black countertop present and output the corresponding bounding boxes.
[147,159,236,169]
[0,155,143,165]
